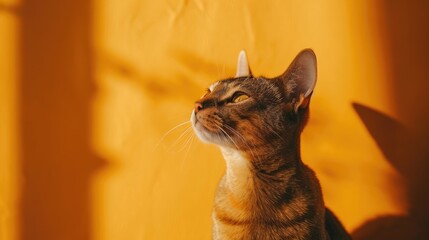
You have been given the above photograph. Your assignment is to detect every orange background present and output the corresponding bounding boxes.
[1,0,428,239]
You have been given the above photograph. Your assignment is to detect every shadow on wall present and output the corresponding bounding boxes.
[99,47,227,102]
[351,103,429,239]
[99,50,203,102]
[352,1,429,239]
[18,0,106,239]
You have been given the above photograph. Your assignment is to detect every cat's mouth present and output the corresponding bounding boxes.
[191,110,229,146]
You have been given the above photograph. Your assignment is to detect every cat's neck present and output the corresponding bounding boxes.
[220,147,253,199]
[220,138,302,200]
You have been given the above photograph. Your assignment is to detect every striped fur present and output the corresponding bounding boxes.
[191,49,351,239]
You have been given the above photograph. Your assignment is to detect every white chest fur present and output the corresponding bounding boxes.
[220,147,253,198]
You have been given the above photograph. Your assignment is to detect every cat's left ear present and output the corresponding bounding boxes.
[278,49,317,112]
[235,50,252,78]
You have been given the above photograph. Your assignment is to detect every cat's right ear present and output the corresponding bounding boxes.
[278,49,317,112]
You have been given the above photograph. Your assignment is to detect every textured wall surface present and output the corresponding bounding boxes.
[1,0,428,239]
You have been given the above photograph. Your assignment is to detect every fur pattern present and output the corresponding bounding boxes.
[191,49,351,240]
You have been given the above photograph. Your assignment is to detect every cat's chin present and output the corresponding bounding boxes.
[190,110,230,147]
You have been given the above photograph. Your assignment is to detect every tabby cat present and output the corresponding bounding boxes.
[191,49,351,240]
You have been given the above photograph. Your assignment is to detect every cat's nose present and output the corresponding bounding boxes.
[194,102,203,113]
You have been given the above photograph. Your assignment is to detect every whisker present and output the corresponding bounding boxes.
[223,124,263,169]
[153,120,191,152]
[179,130,194,152]
[213,112,258,161]
[223,125,252,149]
[181,134,195,169]
[169,126,193,152]
[218,126,240,150]
[170,128,194,153]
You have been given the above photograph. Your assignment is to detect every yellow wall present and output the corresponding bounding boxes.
[1,0,428,239]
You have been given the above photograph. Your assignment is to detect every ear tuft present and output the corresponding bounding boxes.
[279,49,317,109]
[235,50,251,78]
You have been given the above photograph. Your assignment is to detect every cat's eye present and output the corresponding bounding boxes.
[231,93,249,103]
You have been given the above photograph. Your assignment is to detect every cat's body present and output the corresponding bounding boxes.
[213,148,327,240]
[191,49,351,239]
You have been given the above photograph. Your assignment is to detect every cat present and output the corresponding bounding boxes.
[191,49,351,240]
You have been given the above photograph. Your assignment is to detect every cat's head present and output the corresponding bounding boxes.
[191,49,317,154]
